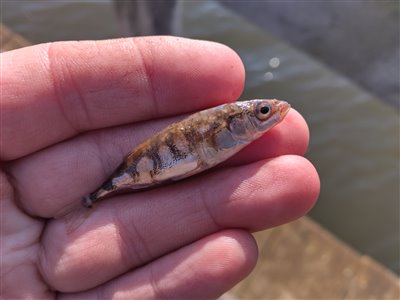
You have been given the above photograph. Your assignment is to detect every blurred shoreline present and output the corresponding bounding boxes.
[219,1,400,108]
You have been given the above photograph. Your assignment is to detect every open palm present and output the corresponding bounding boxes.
[1,37,319,299]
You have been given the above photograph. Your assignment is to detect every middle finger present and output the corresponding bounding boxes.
[40,154,318,292]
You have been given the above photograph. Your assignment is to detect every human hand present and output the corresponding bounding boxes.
[1,37,319,299]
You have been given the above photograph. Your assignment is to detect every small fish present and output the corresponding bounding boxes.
[82,99,290,207]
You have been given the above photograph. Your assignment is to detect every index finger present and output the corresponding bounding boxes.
[1,37,244,160]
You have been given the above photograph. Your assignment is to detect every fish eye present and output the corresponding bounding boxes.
[256,103,272,120]
[260,106,270,114]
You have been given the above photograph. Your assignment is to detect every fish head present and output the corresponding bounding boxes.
[248,99,290,131]
[229,99,290,141]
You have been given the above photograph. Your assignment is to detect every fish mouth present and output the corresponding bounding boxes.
[276,100,291,118]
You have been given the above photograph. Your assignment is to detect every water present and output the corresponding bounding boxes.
[3,0,399,274]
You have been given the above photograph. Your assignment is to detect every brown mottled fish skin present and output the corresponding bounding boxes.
[82,99,290,207]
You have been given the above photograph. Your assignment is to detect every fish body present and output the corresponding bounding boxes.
[82,99,290,207]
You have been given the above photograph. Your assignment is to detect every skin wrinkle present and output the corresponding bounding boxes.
[113,210,153,268]
[87,134,112,184]
[149,262,168,299]
[5,225,39,256]
[33,262,53,298]
[46,43,82,136]
[37,242,55,293]
[133,39,160,120]
[1,168,26,217]
[38,238,57,290]
[197,181,221,230]
[1,184,45,296]
[42,228,116,291]
[2,262,37,297]
[211,158,294,231]
[206,167,248,213]
[94,284,107,300]
[94,231,255,300]
[86,132,121,184]
[0,173,26,241]
[57,46,93,132]
[126,37,193,120]
[39,223,71,290]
